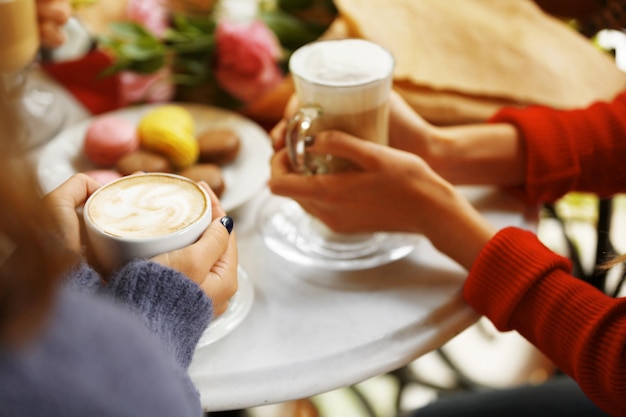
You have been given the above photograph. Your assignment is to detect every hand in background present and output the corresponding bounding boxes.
[37,0,72,48]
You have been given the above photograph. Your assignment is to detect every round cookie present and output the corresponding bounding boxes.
[179,164,225,197]
[84,115,140,166]
[116,149,173,176]
[197,128,241,165]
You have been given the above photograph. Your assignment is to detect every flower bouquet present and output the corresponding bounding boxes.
[97,0,337,122]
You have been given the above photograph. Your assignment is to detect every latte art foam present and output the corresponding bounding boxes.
[87,175,207,238]
[290,39,394,87]
[289,39,395,114]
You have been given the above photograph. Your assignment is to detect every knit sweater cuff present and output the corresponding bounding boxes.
[64,262,103,294]
[463,227,572,331]
[489,105,581,205]
[105,260,213,369]
[490,93,626,204]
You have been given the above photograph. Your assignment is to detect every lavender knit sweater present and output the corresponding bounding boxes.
[0,260,213,417]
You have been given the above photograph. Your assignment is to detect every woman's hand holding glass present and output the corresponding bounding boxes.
[43,173,238,316]
[269,96,498,271]
[270,91,434,155]
[270,130,435,235]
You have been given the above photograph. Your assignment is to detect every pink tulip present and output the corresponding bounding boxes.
[126,0,170,38]
[214,19,284,104]
[119,69,175,106]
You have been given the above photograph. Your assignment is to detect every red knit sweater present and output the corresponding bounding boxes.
[465,92,626,416]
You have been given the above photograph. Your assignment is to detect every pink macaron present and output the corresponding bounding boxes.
[83,115,140,167]
[84,169,123,186]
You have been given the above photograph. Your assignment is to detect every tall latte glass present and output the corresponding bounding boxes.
[0,0,66,149]
[84,173,212,273]
[260,39,417,270]
[286,39,393,174]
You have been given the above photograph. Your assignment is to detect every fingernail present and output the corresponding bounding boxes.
[220,216,234,234]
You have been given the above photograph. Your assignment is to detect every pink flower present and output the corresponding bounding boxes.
[214,19,284,103]
[119,68,175,106]
[126,0,170,38]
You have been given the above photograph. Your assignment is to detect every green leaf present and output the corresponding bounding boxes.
[128,55,167,74]
[109,22,157,40]
[171,12,216,34]
[278,0,314,12]
[119,43,161,60]
[260,10,324,50]
[172,56,212,80]
[168,37,215,54]
[99,58,132,77]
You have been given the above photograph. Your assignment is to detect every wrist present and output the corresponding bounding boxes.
[425,123,524,186]
[400,158,496,270]
[423,126,456,179]
[430,191,497,270]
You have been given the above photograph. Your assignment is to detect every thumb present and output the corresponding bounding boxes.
[192,216,233,261]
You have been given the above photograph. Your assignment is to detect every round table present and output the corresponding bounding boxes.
[32,68,537,412]
[189,186,536,411]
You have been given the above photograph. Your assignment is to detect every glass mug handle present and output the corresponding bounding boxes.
[286,105,326,175]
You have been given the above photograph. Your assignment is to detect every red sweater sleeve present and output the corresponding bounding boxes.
[465,227,626,416]
[490,91,626,205]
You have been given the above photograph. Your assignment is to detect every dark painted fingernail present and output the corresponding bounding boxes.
[220,216,234,234]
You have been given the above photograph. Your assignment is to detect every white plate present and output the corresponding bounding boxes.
[197,265,254,347]
[36,103,273,212]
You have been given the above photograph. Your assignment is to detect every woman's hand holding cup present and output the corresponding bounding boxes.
[151,183,238,317]
[43,172,238,316]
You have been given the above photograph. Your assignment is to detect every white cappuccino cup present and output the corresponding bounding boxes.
[83,173,212,272]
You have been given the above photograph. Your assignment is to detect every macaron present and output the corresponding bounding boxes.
[83,115,140,167]
[84,169,123,186]
[179,163,226,197]
[116,149,173,176]
[197,128,241,165]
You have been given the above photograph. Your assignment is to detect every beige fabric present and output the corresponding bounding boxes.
[393,81,525,125]
[334,0,626,124]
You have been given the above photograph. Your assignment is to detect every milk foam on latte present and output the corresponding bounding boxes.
[289,39,395,114]
[87,174,208,238]
[290,39,393,86]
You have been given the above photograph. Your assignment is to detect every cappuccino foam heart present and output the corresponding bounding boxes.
[87,175,208,238]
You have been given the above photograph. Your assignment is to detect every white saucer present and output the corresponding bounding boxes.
[258,194,420,271]
[197,265,254,347]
